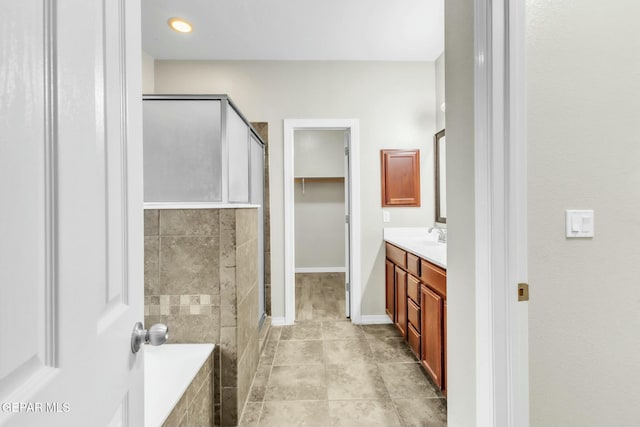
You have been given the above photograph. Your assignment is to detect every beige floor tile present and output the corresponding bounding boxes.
[323,339,375,364]
[378,363,441,400]
[239,402,262,427]
[264,365,327,401]
[274,340,324,366]
[360,323,402,339]
[393,398,447,427]
[259,401,330,427]
[368,336,419,363]
[328,400,402,427]
[322,321,366,340]
[238,272,446,426]
[326,363,389,400]
[280,322,322,340]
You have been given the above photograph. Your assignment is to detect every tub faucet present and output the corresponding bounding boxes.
[428,226,447,243]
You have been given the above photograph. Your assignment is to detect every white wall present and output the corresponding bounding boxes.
[141,50,155,94]
[527,0,640,424]
[295,182,345,270]
[154,60,436,317]
[445,0,476,424]
[294,130,345,270]
[435,52,446,132]
[294,130,345,178]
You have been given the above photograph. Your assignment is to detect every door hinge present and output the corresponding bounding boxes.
[517,283,529,302]
[346,282,350,292]
[345,146,349,156]
[345,214,350,224]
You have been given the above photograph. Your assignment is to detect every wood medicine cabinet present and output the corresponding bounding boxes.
[380,149,421,207]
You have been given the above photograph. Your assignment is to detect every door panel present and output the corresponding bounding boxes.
[394,267,407,337]
[421,285,443,388]
[0,1,144,425]
[385,260,395,320]
[0,0,52,408]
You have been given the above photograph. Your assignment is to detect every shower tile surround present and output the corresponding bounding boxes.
[145,208,260,426]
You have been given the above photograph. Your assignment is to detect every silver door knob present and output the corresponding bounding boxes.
[131,321,169,354]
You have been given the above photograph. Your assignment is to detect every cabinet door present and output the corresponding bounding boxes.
[395,267,407,337]
[380,149,421,207]
[385,260,395,321]
[421,285,443,388]
[443,300,447,395]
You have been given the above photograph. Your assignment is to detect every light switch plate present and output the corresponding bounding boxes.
[566,210,594,238]
[382,211,390,223]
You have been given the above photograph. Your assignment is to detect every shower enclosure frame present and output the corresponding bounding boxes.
[142,94,268,325]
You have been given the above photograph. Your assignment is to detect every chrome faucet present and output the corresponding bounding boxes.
[428,226,447,243]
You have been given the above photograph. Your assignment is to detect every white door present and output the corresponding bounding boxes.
[0,1,144,426]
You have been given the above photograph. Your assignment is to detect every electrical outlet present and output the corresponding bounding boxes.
[382,211,390,223]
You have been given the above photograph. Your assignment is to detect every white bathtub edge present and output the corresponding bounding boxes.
[144,343,215,427]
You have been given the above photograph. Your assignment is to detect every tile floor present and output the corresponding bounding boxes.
[239,274,447,427]
[295,273,346,321]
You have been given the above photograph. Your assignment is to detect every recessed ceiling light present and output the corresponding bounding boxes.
[168,17,192,34]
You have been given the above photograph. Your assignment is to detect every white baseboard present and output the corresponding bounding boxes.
[270,316,287,326]
[295,267,346,273]
[357,315,393,325]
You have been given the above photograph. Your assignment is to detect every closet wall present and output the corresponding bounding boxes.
[294,130,346,271]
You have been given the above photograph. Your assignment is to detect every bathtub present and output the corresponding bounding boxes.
[144,344,215,427]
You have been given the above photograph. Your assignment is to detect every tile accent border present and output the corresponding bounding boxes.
[144,294,216,316]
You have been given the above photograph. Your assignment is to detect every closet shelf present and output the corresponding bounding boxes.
[294,177,344,195]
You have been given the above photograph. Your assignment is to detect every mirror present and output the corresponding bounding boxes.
[435,129,446,223]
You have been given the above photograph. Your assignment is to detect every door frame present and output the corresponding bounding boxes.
[283,119,361,325]
[473,0,529,425]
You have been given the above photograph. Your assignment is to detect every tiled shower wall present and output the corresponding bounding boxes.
[144,208,260,426]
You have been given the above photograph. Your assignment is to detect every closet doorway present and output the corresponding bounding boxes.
[283,119,361,325]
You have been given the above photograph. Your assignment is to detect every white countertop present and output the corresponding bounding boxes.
[383,227,447,269]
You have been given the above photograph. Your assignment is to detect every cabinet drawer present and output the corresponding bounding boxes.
[420,259,446,297]
[386,243,407,269]
[408,298,420,332]
[407,253,420,276]
[407,274,420,305]
[407,323,421,357]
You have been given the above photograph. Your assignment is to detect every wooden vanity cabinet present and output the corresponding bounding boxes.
[385,260,395,320]
[421,284,444,389]
[380,149,421,207]
[394,267,408,338]
[385,242,447,394]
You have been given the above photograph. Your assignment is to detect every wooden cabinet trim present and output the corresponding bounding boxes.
[407,274,420,305]
[406,252,420,276]
[385,259,395,321]
[407,298,420,332]
[407,323,421,358]
[385,243,407,269]
[420,284,443,389]
[394,267,407,338]
[420,259,446,297]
